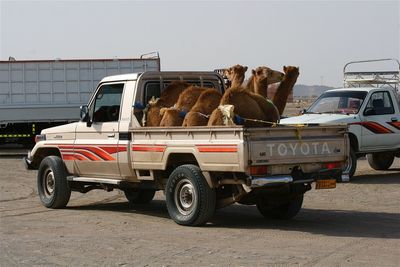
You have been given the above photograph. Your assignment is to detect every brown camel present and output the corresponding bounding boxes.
[182,88,222,126]
[144,81,190,126]
[272,66,299,115]
[224,64,248,88]
[159,86,205,127]
[207,86,279,128]
[246,66,284,98]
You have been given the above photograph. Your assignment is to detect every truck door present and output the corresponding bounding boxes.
[360,91,400,150]
[74,82,124,178]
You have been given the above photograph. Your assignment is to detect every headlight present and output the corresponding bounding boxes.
[34,134,46,143]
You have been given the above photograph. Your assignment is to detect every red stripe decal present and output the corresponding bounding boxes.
[81,146,115,161]
[62,154,75,161]
[99,146,127,154]
[73,154,89,161]
[388,121,400,130]
[351,122,394,134]
[196,145,237,153]
[74,149,102,161]
[132,145,166,152]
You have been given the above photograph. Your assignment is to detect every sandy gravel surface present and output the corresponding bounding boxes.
[1,156,399,266]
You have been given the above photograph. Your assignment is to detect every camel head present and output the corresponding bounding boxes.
[224,64,248,87]
[252,66,284,86]
[283,66,300,79]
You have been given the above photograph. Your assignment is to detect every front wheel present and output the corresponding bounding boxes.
[256,194,303,220]
[165,165,216,226]
[343,148,357,179]
[37,156,71,208]
[367,152,395,170]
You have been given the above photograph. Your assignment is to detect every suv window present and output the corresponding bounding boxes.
[364,91,394,115]
[92,83,124,122]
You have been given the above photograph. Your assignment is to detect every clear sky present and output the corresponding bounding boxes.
[1,0,399,87]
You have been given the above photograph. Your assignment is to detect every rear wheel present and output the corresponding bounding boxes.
[124,189,155,204]
[256,194,303,220]
[367,152,395,170]
[165,164,216,226]
[37,156,71,208]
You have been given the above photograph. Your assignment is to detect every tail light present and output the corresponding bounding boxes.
[249,165,268,176]
[325,162,342,169]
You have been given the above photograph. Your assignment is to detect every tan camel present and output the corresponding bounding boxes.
[159,86,205,126]
[272,66,299,115]
[246,66,284,98]
[207,86,279,127]
[224,64,248,88]
[182,88,222,126]
[144,81,190,126]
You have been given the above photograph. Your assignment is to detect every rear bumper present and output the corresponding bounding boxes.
[250,168,346,188]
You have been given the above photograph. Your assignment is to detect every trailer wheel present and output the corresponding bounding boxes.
[343,148,357,179]
[165,164,216,226]
[124,189,155,204]
[256,194,303,220]
[367,152,395,170]
[37,156,71,208]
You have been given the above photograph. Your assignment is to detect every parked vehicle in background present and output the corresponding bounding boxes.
[24,71,349,226]
[0,54,160,146]
[281,59,400,178]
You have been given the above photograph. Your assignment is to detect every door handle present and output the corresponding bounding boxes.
[107,133,115,138]
[391,117,398,122]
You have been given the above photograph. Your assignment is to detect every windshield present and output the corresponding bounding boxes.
[307,91,368,115]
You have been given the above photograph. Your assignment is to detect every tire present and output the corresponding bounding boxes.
[37,156,71,208]
[256,194,303,220]
[165,164,216,226]
[124,189,155,204]
[343,147,357,179]
[367,152,395,170]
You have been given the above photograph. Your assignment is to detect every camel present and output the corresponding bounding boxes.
[224,64,248,88]
[144,81,190,126]
[246,66,284,98]
[182,88,222,126]
[159,86,205,127]
[207,86,279,128]
[272,66,299,115]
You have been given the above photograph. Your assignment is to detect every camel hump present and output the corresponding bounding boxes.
[191,88,222,114]
[160,80,191,107]
[175,86,206,111]
[220,86,249,104]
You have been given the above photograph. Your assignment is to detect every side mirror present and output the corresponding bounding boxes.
[364,107,375,116]
[80,105,92,126]
[300,109,307,115]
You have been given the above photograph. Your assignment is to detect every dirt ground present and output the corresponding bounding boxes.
[0,155,399,266]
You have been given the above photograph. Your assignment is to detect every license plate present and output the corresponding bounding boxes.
[316,179,336,189]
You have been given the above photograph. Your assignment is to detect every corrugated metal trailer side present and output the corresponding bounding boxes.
[0,57,160,145]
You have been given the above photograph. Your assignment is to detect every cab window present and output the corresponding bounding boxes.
[364,91,394,115]
[91,83,124,122]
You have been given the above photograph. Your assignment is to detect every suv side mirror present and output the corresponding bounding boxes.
[364,107,375,116]
[80,105,92,126]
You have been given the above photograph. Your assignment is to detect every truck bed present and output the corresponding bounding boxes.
[129,125,348,174]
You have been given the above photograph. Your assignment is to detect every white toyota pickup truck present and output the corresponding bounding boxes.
[24,71,349,226]
[281,59,400,178]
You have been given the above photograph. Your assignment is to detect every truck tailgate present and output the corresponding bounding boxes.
[247,125,348,165]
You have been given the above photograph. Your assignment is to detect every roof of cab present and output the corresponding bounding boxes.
[100,73,141,83]
[326,87,392,93]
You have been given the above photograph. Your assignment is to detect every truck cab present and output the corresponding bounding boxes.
[281,59,400,177]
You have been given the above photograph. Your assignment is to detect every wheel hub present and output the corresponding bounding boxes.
[174,178,196,215]
[44,170,55,197]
